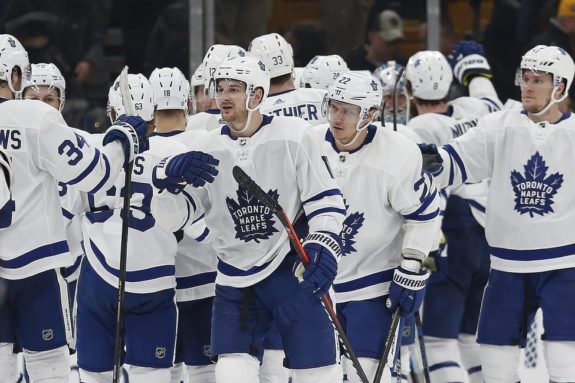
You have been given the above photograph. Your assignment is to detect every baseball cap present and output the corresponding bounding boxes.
[558,0,575,17]
[379,10,404,42]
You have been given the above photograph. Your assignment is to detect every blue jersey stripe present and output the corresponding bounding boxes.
[302,189,342,205]
[89,240,175,282]
[465,198,486,213]
[429,361,461,372]
[176,272,217,289]
[217,257,275,277]
[402,189,437,219]
[306,207,346,221]
[0,240,69,269]
[67,149,100,186]
[443,144,468,184]
[334,269,394,293]
[195,227,209,242]
[182,190,197,212]
[490,243,575,261]
[481,97,501,112]
[403,208,440,221]
[62,208,74,220]
[89,154,111,194]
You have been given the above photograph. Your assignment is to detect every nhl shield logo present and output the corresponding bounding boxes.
[155,347,166,359]
[510,152,563,217]
[203,344,211,357]
[42,329,54,341]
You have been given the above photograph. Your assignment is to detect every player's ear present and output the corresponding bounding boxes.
[249,87,264,108]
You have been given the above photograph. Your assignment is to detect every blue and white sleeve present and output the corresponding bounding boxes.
[389,144,441,257]
[37,107,125,194]
[436,117,494,190]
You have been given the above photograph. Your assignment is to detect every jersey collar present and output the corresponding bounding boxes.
[439,104,454,117]
[149,130,185,137]
[520,109,571,124]
[220,114,274,140]
[268,88,296,97]
[325,124,377,154]
[205,108,220,115]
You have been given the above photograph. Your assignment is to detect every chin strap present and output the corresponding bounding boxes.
[336,115,374,148]
[532,85,568,116]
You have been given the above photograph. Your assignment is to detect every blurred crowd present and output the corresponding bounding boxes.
[0,0,573,132]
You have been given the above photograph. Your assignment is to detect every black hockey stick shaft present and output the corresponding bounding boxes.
[392,66,405,132]
[415,312,431,383]
[232,166,370,383]
[374,308,401,383]
[113,160,133,383]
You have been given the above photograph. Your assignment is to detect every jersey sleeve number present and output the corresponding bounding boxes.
[58,133,86,166]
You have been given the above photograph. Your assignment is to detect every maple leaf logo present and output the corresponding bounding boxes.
[340,200,365,255]
[225,185,279,243]
[510,152,563,218]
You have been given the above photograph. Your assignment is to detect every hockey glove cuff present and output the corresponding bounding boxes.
[103,115,149,167]
[295,231,342,299]
[386,266,429,318]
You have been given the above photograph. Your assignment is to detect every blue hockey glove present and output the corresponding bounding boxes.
[448,40,492,86]
[295,232,342,299]
[103,115,149,167]
[386,261,429,318]
[153,151,220,193]
[418,143,443,176]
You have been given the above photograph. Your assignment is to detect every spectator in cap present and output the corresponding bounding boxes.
[346,9,405,71]
[528,0,575,106]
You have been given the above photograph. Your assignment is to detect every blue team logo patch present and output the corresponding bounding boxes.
[341,202,365,255]
[510,152,563,217]
[226,185,279,243]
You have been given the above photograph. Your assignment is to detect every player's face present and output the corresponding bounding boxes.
[22,85,61,110]
[383,93,407,113]
[328,100,364,143]
[215,79,248,123]
[519,70,555,113]
[193,85,211,113]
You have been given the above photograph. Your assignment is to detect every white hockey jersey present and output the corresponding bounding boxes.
[185,108,224,132]
[152,115,346,288]
[0,100,125,280]
[82,134,188,293]
[436,110,575,272]
[260,88,327,126]
[314,124,440,302]
[175,216,217,302]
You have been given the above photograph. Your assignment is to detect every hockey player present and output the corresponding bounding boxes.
[0,34,148,383]
[420,44,575,383]
[404,45,502,383]
[190,65,211,115]
[74,72,217,383]
[186,44,246,132]
[148,66,219,383]
[249,33,327,126]
[374,61,408,126]
[151,55,346,383]
[314,71,439,382]
[299,55,349,90]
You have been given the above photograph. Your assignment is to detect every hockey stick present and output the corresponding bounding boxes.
[414,312,431,383]
[374,308,401,383]
[113,66,134,383]
[392,66,405,132]
[232,166,370,383]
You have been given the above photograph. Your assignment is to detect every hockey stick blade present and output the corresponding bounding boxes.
[374,308,401,382]
[119,65,134,117]
[232,165,370,383]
